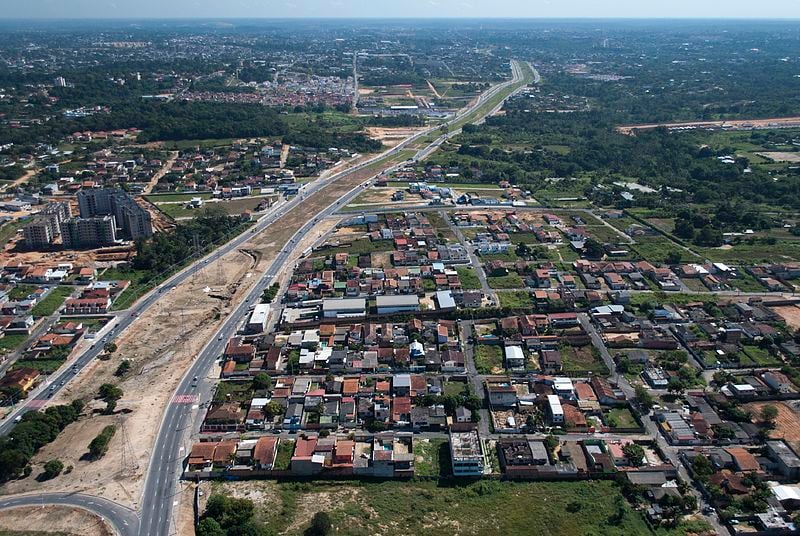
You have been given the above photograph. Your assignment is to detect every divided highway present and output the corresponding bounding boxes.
[0,59,537,535]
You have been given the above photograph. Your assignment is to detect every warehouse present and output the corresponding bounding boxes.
[322,298,367,319]
[376,295,420,315]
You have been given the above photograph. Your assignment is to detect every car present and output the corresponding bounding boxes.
[60,380,65,386]
[217,335,223,340]
[193,376,198,381]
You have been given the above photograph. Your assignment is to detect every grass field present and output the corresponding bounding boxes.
[455,266,482,290]
[144,192,213,203]
[475,345,504,374]
[12,359,65,374]
[498,291,534,308]
[561,345,609,376]
[413,438,450,477]
[487,274,524,289]
[0,334,28,354]
[31,286,73,317]
[210,479,705,536]
[606,408,640,430]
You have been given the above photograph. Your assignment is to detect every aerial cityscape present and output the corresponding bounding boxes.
[0,4,800,536]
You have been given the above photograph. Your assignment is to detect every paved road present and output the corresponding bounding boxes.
[0,57,535,535]
[0,492,139,536]
[441,210,498,305]
[139,58,533,536]
[577,313,728,535]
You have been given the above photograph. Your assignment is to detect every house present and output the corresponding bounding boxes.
[547,395,564,424]
[539,349,562,374]
[253,436,278,470]
[486,381,517,407]
[63,297,110,315]
[455,406,472,423]
[504,346,525,370]
[0,367,40,394]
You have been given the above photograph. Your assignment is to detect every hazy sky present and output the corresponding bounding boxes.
[2,0,800,19]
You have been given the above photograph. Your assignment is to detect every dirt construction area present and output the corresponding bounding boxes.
[0,505,113,536]
[0,152,402,510]
[772,305,800,331]
[745,401,800,454]
[365,126,427,148]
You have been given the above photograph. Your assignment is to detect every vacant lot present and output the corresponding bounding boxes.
[0,505,113,536]
[745,401,800,454]
[209,479,704,536]
[561,345,609,376]
[475,345,504,374]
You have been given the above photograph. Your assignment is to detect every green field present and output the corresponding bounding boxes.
[0,334,28,354]
[561,345,609,376]
[413,438,450,477]
[31,286,74,317]
[487,274,524,289]
[475,345,504,374]
[209,479,704,536]
[144,192,213,203]
[606,408,640,430]
[498,290,534,308]
[455,266,482,290]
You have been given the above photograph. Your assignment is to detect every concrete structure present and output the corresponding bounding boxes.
[247,304,270,333]
[450,430,486,476]
[504,345,525,370]
[23,202,71,250]
[77,188,152,240]
[60,216,117,248]
[547,394,564,424]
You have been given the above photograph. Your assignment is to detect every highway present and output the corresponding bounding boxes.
[139,58,534,536]
[0,58,535,534]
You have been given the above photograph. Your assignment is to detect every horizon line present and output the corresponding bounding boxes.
[1,16,800,22]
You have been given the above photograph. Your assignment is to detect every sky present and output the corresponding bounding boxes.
[1,0,800,20]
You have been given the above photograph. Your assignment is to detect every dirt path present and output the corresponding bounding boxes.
[426,79,442,99]
[142,151,178,194]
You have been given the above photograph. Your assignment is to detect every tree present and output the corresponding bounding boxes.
[103,342,117,354]
[42,459,64,479]
[196,518,225,536]
[583,237,605,260]
[305,511,333,536]
[634,385,655,411]
[673,218,695,240]
[664,250,682,265]
[114,360,131,377]
[98,383,123,402]
[622,443,645,467]
[252,373,272,392]
[88,425,116,460]
[760,405,779,426]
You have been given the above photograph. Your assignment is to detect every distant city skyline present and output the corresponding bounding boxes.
[2,0,800,20]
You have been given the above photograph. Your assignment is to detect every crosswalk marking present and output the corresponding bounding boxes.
[172,394,197,405]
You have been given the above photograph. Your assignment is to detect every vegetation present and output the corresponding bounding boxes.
[30,286,73,317]
[0,401,82,481]
[87,425,116,460]
[210,479,685,535]
[42,459,64,480]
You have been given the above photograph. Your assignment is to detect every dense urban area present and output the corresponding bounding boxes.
[0,16,799,536]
